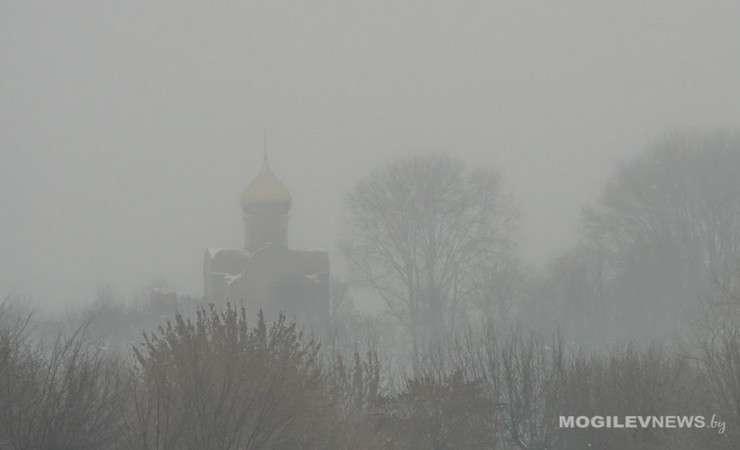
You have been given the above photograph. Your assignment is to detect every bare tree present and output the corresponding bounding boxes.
[535,131,740,343]
[343,154,518,365]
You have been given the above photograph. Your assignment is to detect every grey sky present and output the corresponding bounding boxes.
[2,0,740,307]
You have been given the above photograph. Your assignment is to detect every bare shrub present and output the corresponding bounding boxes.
[325,350,387,449]
[0,301,128,450]
[380,367,497,450]
[700,327,740,446]
[124,304,340,450]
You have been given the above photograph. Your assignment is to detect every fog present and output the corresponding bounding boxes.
[3,0,740,308]
[5,2,740,449]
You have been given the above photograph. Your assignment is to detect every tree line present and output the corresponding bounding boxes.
[1,299,739,449]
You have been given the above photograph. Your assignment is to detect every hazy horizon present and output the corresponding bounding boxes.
[3,0,740,308]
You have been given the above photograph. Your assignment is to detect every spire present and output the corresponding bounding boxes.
[262,129,270,171]
[241,129,291,210]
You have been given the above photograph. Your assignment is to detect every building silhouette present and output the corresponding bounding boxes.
[203,154,329,324]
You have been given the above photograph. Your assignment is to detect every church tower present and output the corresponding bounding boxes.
[204,151,329,326]
[240,153,292,250]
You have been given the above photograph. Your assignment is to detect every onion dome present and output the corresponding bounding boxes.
[240,152,292,211]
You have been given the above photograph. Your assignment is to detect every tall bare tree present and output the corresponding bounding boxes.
[535,131,740,342]
[343,154,518,363]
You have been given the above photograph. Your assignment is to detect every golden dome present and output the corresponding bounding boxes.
[241,159,292,209]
